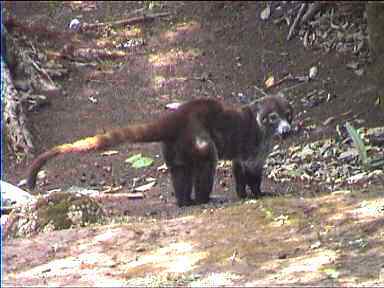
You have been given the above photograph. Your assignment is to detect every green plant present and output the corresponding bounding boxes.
[125,153,154,168]
[345,122,384,169]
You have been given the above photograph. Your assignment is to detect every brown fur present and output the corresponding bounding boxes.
[27,96,293,206]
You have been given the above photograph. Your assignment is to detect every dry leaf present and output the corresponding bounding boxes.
[126,193,144,199]
[102,185,123,193]
[260,5,271,20]
[309,66,318,79]
[157,163,168,172]
[166,102,182,110]
[134,181,156,192]
[100,150,119,156]
[265,75,275,88]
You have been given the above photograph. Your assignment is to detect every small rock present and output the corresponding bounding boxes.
[260,5,271,20]
[332,190,351,195]
[1,180,36,207]
[346,61,359,70]
[89,179,98,187]
[354,68,364,76]
[277,252,288,259]
[69,18,81,31]
[165,102,182,110]
[103,166,112,173]
[309,66,318,80]
[338,149,359,162]
[136,246,146,253]
[80,173,87,183]
[323,116,336,126]
[310,241,321,249]
[347,172,368,184]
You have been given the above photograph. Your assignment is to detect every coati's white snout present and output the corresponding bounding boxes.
[276,119,291,136]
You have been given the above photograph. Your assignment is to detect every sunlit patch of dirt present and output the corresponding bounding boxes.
[4,191,384,286]
[161,20,201,43]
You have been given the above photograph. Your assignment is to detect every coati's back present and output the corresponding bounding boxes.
[26,98,227,189]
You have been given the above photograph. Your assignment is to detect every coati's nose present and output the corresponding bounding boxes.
[277,120,291,138]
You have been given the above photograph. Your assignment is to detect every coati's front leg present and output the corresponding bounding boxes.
[232,160,247,198]
[232,160,264,199]
[245,163,263,198]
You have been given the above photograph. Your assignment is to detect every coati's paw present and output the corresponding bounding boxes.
[249,190,267,199]
[176,199,196,207]
[209,195,230,205]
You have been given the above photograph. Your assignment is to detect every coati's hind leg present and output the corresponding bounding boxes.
[192,134,218,205]
[169,165,194,207]
[194,159,216,204]
[162,142,194,207]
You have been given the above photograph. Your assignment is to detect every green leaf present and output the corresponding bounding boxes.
[345,122,368,166]
[125,153,143,164]
[131,157,154,169]
[125,153,154,169]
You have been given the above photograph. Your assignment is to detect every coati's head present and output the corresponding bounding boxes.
[250,94,293,138]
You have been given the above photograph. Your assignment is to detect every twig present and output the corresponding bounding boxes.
[3,62,35,157]
[287,3,307,41]
[229,249,238,265]
[300,2,323,24]
[102,185,123,194]
[279,81,308,93]
[2,212,21,241]
[127,7,146,17]
[266,73,311,91]
[63,45,128,61]
[265,74,294,90]
[81,12,171,30]
[254,85,269,97]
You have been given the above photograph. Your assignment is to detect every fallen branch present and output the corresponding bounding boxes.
[2,212,21,241]
[63,44,128,61]
[279,81,308,93]
[300,2,324,24]
[5,16,74,42]
[287,3,307,41]
[265,73,310,91]
[3,62,35,158]
[81,12,171,31]
[253,85,269,97]
[2,23,69,159]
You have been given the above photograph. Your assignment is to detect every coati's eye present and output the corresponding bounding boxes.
[262,115,268,123]
[268,112,279,123]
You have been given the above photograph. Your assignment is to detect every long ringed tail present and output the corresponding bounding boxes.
[26,119,176,189]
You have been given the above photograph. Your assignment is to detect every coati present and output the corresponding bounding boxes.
[26,95,293,207]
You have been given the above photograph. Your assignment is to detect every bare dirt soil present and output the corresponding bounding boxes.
[3,1,384,286]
